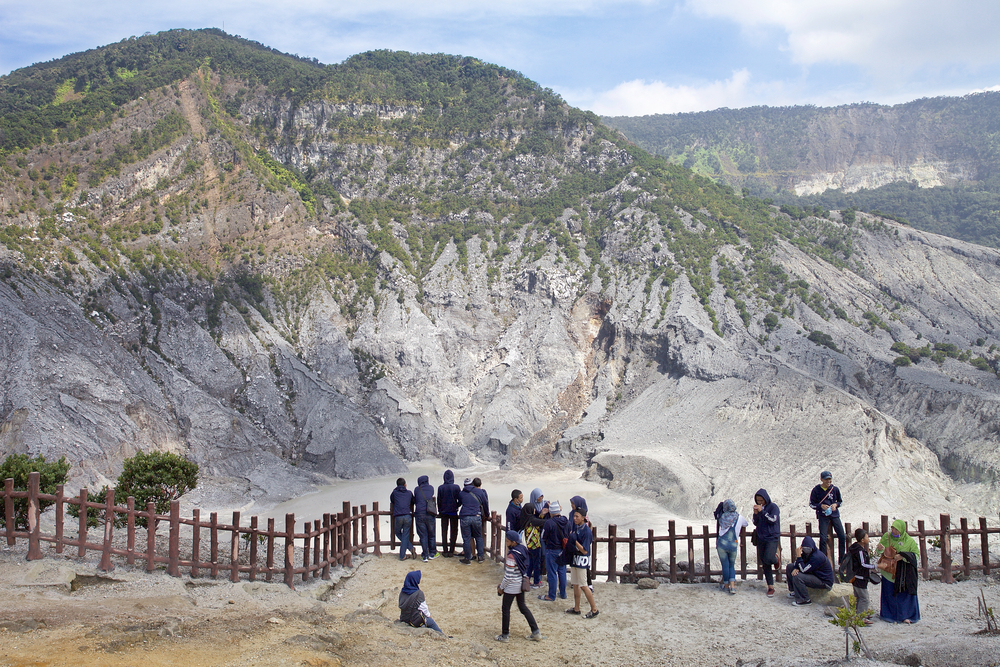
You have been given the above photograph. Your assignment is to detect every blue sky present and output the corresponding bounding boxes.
[2,0,1000,116]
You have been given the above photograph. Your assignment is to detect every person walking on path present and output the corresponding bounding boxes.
[437,470,461,557]
[458,478,483,564]
[566,507,599,618]
[752,488,781,597]
[496,530,543,643]
[398,570,445,633]
[809,471,846,566]
[848,528,878,623]
[390,478,417,561]
[414,475,438,562]
[472,478,490,562]
[875,519,921,624]
[716,499,749,595]
[540,500,568,601]
[785,535,834,606]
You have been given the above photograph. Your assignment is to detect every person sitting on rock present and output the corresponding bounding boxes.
[785,535,834,606]
[398,570,444,633]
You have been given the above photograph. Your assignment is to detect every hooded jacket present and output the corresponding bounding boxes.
[398,570,429,626]
[471,485,489,519]
[458,483,481,518]
[542,514,569,551]
[809,483,844,519]
[414,475,435,516]
[751,488,780,542]
[437,470,461,516]
[568,495,588,528]
[793,536,834,586]
[506,499,523,532]
[390,483,414,517]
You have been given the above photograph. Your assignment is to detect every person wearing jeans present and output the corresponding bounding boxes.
[809,470,846,566]
[458,478,483,563]
[715,499,749,595]
[390,477,417,561]
[413,475,438,561]
[540,500,568,600]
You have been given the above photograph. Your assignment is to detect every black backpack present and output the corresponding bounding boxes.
[838,552,856,583]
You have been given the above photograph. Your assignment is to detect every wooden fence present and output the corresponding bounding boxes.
[3,473,999,588]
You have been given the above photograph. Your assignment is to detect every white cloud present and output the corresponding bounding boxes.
[687,0,1000,75]
[572,69,764,116]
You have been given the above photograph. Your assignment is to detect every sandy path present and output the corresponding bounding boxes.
[0,543,997,667]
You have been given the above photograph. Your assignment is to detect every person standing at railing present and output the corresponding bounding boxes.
[414,475,438,563]
[716,499,749,595]
[809,471,846,567]
[458,478,483,564]
[438,470,461,558]
[506,489,524,533]
[540,500,568,601]
[525,489,549,589]
[875,519,920,624]
[752,488,781,598]
[390,478,418,561]
[472,478,490,560]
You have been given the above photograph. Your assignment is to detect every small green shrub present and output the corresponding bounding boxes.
[0,454,71,530]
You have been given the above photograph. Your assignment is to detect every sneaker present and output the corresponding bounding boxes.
[766,588,775,598]
[792,598,812,606]
[422,557,429,563]
[477,558,485,563]
[788,592,797,598]
[430,553,440,560]
[530,583,542,589]
[495,634,509,643]
[459,558,471,564]
[528,630,544,641]
[442,552,453,558]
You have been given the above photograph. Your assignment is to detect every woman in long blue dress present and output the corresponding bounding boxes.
[875,519,920,624]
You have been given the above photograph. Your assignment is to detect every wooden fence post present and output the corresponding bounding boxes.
[343,501,353,568]
[321,514,331,579]
[960,517,971,577]
[249,515,259,582]
[55,484,65,554]
[647,529,655,577]
[739,526,747,580]
[266,517,275,582]
[169,500,181,577]
[981,517,991,576]
[702,525,710,583]
[127,497,136,566]
[145,501,156,573]
[230,511,241,583]
[917,520,928,579]
[210,512,219,578]
[78,488,89,557]
[668,521,677,583]
[27,471,42,561]
[361,504,368,554]
[3,479,13,546]
[607,525,617,583]
[352,506,359,558]
[590,525,598,581]
[284,513,296,589]
[302,519,311,583]
[629,528,637,582]
[686,526,695,582]
[191,508,200,578]
[373,502,382,556]
[98,488,115,572]
[940,514,953,583]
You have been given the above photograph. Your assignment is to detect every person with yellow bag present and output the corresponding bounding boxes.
[875,519,920,624]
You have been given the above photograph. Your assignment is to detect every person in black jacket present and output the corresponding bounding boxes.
[785,535,834,606]
[809,470,846,566]
[437,470,461,557]
[472,478,490,562]
[847,528,877,622]
[752,488,781,597]
[458,478,483,564]
[390,478,417,561]
[413,475,438,562]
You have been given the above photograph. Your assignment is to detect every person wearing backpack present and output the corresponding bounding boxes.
[414,475,438,562]
[715,499,749,595]
[847,528,878,622]
[809,471,846,567]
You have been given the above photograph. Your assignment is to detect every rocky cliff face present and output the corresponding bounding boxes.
[2,38,1000,521]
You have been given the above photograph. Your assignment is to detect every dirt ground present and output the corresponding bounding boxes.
[0,542,998,667]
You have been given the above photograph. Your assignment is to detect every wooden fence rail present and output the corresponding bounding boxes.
[3,474,999,588]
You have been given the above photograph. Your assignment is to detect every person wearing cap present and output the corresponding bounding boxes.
[809,471,846,566]
[496,530,542,642]
[458,477,483,564]
[540,500,568,601]
[785,535,834,606]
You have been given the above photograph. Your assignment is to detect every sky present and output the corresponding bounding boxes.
[2,0,1000,117]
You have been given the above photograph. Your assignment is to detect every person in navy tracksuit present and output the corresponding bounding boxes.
[785,535,834,605]
[437,470,461,557]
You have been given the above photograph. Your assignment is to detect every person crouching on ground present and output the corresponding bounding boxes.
[785,535,834,606]
[540,500,568,601]
[848,528,877,624]
[566,507,599,618]
[496,530,542,643]
[398,570,444,633]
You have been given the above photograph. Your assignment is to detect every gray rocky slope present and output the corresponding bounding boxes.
[2,71,1000,523]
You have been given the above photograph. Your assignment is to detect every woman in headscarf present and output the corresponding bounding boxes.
[496,530,543,642]
[716,499,749,595]
[523,488,548,588]
[398,570,444,633]
[875,519,920,624]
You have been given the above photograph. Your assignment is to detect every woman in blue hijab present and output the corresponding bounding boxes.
[398,570,443,633]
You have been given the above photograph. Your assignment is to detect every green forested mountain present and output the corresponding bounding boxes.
[604,95,1000,248]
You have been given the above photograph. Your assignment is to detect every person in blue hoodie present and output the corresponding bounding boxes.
[506,490,523,532]
[567,496,593,589]
[566,506,599,618]
[809,470,846,566]
[472,477,490,558]
[398,570,443,633]
[437,470,461,557]
[458,478,483,564]
[390,478,417,561]
[752,488,781,597]
[539,500,568,601]
[414,475,438,562]
[785,535,834,606]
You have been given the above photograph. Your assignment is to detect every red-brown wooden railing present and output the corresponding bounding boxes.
[3,474,998,588]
